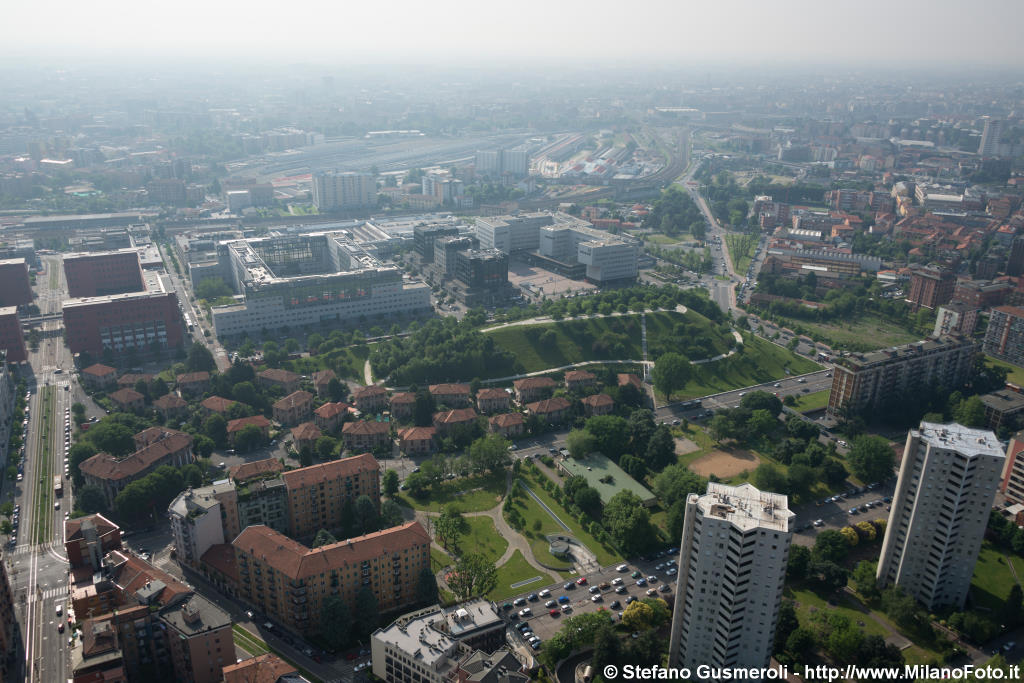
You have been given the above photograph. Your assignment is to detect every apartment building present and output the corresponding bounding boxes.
[668,483,793,672]
[474,388,510,414]
[353,384,389,413]
[312,171,376,211]
[168,482,236,569]
[342,420,391,451]
[312,369,336,398]
[877,423,1004,610]
[826,336,976,418]
[258,368,302,394]
[932,302,979,339]
[525,397,572,424]
[907,265,956,311]
[979,389,1024,431]
[983,305,1024,367]
[176,371,211,396]
[232,521,431,635]
[389,392,416,421]
[397,427,436,456]
[581,393,614,416]
[291,422,322,453]
[313,402,349,433]
[564,370,597,392]
[433,408,479,436]
[512,377,556,404]
[226,415,271,445]
[429,383,471,408]
[1001,432,1024,505]
[81,429,194,508]
[282,453,380,540]
[109,388,144,413]
[272,390,314,426]
[0,307,27,363]
[488,413,524,439]
[65,513,123,571]
[81,363,118,390]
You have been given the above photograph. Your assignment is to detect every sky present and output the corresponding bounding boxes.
[2,0,1023,70]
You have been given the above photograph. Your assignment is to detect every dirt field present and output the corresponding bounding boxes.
[690,449,760,478]
[508,258,597,297]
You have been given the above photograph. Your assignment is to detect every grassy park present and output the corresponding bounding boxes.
[398,472,507,513]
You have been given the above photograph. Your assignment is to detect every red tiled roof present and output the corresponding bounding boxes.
[617,373,643,389]
[581,393,614,408]
[398,426,436,441]
[513,377,557,390]
[433,408,478,425]
[105,550,192,605]
[272,390,312,411]
[200,543,240,584]
[489,412,524,428]
[135,426,189,448]
[117,373,153,387]
[429,383,470,395]
[314,402,350,418]
[232,521,429,581]
[153,393,187,410]
[993,305,1024,317]
[176,371,210,384]
[564,370,596,382]
[109,388,143,404]
[352,384,387,399]
[229,458,284,483]
[258,368,300,383]
[389,391,416,404]
[281,453,378,491]
[201,396,236,413]
[291,422,322,441]
[222,654,297,683]
[312,369,336,385]
[341,420,390,435]
[65,513,120,543]
[526,397,572,414]
[82,363,116,377]
[476,388,509,401]
[80,432,192,481]
[227,415,271,433]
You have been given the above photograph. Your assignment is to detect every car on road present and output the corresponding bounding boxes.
[58,622,64,633]
[353,661,371,672]
[56,604,63,616]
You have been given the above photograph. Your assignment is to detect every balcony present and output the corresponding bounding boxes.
[292,596,307,605]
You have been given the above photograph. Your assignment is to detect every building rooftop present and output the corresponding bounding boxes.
[434,408,478,424]
[160,594,231,636]
[280,452,377,490]
[429,383,471,395]
[227,415,272,433]
[353,384,387,399]
[696,482,793,533]
[513,376,556,390]
[177,371,211,384]
[390,391,416,404]
[314,402,350,418]
[222,653,300,683]
[291,422,322,441]
[230,458,284,483]
[525,397,572,414]
[80,432,192,482]
[398,426,437,441]
[342,419,390,435]
[65,513,120,543]
[916,422,1005,458]
[979,390,1024,414]
[273,390,313,411]
[489,413,524,428]
[476,388,510,401]
[201,396,236,413]
[560,452,654,505]
[834,335,972,370]
[259,368,301,384]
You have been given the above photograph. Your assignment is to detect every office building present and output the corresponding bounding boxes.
[668,483,793,673]
[978,389,1024,432]
[282,453,380,540]
[433,236,478,276]
[474,148,529,178]
[826,336,976,418]
[473,213,553,253]
[0,307,27,363]
[210,234,430,338]
[232,521,431,635]
[932,302,979,339]
[371,600,511,683]
[452,249,509,305]
[983,305,1024,367]
[312,171,376,211]
[413,225,461,262]
[538,219,639,283]
[907,265,956,311]
[979,117,1003,157]
[877,422,1003,610]
[62,269,184,356]
[0,258,32,307]
[63,249,145,298]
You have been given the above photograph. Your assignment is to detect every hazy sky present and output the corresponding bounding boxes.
[3,0,1022,69]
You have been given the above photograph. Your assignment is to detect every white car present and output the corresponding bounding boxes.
[611,577,623,585]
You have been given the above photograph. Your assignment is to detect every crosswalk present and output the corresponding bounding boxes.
[31,587,66,603]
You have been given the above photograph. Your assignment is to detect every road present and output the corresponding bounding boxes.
[7,255,75,683]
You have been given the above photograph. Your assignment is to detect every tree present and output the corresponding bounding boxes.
[847,435,895,484]
[417,567,439,604]
[319,596,351,651]
[574,487,602,518]
[69,441,98,486]
[591,626,623,673]
[753,464,788,494]
[85,422,135,457]
[839,525,859,546]
[413,389,436,427]
[434,507,464,550]
[71,402,86,422]
[786,627,816,659]
[232,381,258,406]
[584,415,630,460]
[812,529,849,564]
[185,342,216,372]
[381,500,404,527]
[644,425,676,471]
[740,390,783,416]
[327,377,346,402]
[468,434,511,473]
[313,529,338,548]
[353,587,379,638]
[354,495,379,534]
[774,600,800,655]
[1000,584,1023,627]
[603,491,657,556]
[448,553,497,600]
[851,560,880,601]
[566,429,597,459]
[202,414,228,448]
[621,600,655,631]
[787,545,811,581]
[196,277,232,301]
[628,409,656,454]
[405,471,428,497]
[652,464,705,506]
[953,395,986,427]
[234,424,265,452]
[651,352,690,399]
[193,435,215,457]
[382,469,399,497]
[746,409,778,440]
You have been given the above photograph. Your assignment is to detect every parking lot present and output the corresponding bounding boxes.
[507,258,598,298]
[497,551,682,650]
[791,480,896,546]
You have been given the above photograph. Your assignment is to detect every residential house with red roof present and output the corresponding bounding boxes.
[433,408,478,435]
[513,376,556,403]
[526,397,572,424]
[176,371,211,397]
[389,392,416,420]
[81,363,117,390]
[352,384,388,414]
[226,415,271,445]
[341,420,390,451]
[429,383,471,408]
[398,426,436,456]
[488,412,524,438]
[313,402,349,433]
[581,393,614,416]
[257,368,301,394]
[272,390,313,427]
[475,388,511,414]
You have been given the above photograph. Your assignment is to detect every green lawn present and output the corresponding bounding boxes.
[503,488,574,573]
[431,547,451,571]
[986,355,1024,388]
[785,586,890,640]
[520,470,622,567]
[771,314,920,351]
[970,543,1021,612]
[398,472,507,513]
[725,233,757,274]
[285,345,371,383]
[488,550,557,601]
[664,332,821,401]
[460,516,508,564]
[486,310,732,373]
[643,233,684,245]
[790,389,829,413]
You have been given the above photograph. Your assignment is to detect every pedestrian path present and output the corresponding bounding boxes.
[28,586,66,604]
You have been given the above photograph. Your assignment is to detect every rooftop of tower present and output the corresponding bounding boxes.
[697,482,793,532]
[916,422,1004,458]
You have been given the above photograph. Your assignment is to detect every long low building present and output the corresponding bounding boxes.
[210,233,431,337]
[232,521,431,636]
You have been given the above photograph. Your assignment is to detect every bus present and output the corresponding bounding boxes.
[183,313,194,332]
[54,476,63,498]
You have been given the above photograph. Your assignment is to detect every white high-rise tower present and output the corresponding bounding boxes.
[668,482,793,673]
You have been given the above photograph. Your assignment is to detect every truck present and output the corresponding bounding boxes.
[54,476,63,498]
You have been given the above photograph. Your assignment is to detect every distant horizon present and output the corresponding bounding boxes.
[2,0,1023,71]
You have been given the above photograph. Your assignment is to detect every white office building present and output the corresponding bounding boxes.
[877,422,1004,610]
[668,483,793,675]
[312,171,376,210]
[167,482,231,568]
[473,213,553,253]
